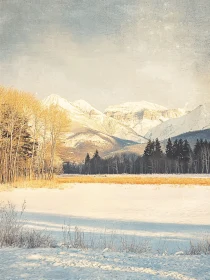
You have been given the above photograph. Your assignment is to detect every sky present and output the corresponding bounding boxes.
[0,0,210,111]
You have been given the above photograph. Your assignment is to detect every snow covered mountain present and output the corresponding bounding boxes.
[105,102,186,136]
[43,94,210,161]
[146,103,210,141]
[43,95,145,161]
[44,94,144,143]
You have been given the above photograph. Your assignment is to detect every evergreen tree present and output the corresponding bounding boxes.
[204,139,208,148]
[143,140,155,173]
[166,138,173,159]
[172,139,179,159]
[177,139,184,160]
[91,150,101,174]
[84,153,91,174]
[193,139,200,157]
[85,153,90,164]
[143,140,155,157]
[193,139,202,173]
[183,140,191,161]
[93,150,99,158]
[182,140,191,172]
[154,138,163,158]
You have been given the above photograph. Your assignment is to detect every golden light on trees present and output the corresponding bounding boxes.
[0,86,71,183]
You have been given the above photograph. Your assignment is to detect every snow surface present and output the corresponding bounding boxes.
[1,183,210,279]
[1,247,210,280]
[1,184,210,250]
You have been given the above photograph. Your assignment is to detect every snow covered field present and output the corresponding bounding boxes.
[1,247,210,280]
[0,183,210,279]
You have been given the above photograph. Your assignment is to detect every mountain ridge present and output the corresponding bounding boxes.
[146,103,210,141]
[43,94,207,162]
[105,101,187,136]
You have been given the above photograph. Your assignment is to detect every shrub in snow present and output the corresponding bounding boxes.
[0,202,55,248]
[62,225,151,254]
[186,238,210,255]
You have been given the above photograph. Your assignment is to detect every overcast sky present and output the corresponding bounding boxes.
[0,0,210,110]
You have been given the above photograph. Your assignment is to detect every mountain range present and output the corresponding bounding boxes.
[44,94,210,162]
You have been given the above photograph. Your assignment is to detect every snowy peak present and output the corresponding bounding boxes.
[105,101,167,114]
[43,94,145,144]
[146,103,210,141]
[43,95,102,116]
[43,94,66,105]
[43,94,81,115]
[72,99,102,115]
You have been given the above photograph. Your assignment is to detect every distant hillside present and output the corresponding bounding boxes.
[60,128,138,162]
[170,129,210,147]
[105,143,147,158]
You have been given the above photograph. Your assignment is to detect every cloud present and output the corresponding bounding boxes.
[0,1,210,110]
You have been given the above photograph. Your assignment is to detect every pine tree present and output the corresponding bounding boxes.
[172,139,179,159]
[166,138,173,159]
[85,153,91,174]
[91,150,101,174]
[154,138,163,158]
[93,150,99,158]
[143,140,155,173]
[143,140,155,157]
[182,140,191,173]
[183,140,191,161]
[193,139,200,157]
[193,139,202,173]
[177,139,184,160]
[85,153,90,164]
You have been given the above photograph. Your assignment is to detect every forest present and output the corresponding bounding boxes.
[0,86,71,183]
[64,138,210,175]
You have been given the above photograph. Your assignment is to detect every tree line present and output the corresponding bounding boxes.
[0,86,71,183]
[2,84,208,181]
[64,138,210,174]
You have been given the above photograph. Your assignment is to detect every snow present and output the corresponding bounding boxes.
[105,102,186,137]
[105,101,167,113]
[73,99,102,115]
[0,183,210,279]
[133,118,163,137]
[43,95,143,143]
[1,247,210,280]
[43,94,82,116]
[44,94,208,145]
[146,103,210,140]
[1,184,210,246]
